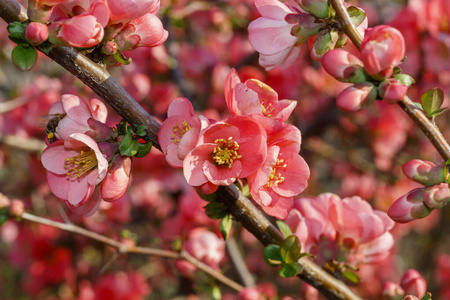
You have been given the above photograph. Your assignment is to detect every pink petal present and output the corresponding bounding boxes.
[248,18,296,55]
[203,159,241,186]
[67,176,93,205]
[42,141,78,174]
[168,97,195,118]
[224,68,241,110]
[183,145,214,186]
[261,193,293,220]
[66,186,101,216]
[47,172,70,200]
[273,152,309,196]
[233,83,262,115]
[255,0,293,20]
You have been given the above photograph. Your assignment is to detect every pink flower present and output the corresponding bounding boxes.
[183,115,267,193]
[360,25,406,80]
[158,97,210,168]
[336,82,377,112]
[107,0,160,25]
[41,133,116,215]
[101,155,131,202]
[114,13,168,51]
[248,0,307,70]
[321,49,366,83]
[183,227,225,270]
[23,22,49,46]
[224,69,296,122]
[400,269,427,298]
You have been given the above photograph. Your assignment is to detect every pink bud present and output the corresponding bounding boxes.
[388,188,432,223]
[381,282,404,300]
[101,156,132,202]
[102,41,118,55]
[9,200,24,217]
[48,15,104,48]
[322,49,366,83]
[0,193,11,209]
[336,82,377,112]
[379,78,408,103]
[402,159,445,186]
[23,22,49,46]
[360,25,405,80]
[238,288,265,300]
[400,269,427,298]
[403,296,419,300]
[423,183,450,209]
[310,29,339,61]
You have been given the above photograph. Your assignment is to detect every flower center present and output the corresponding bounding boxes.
[64,150,98,178]
[260,99,276,118]
[171,120,191,144]
[266,158,286,187]
[212,137,242,168]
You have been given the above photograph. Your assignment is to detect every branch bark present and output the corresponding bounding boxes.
[0,1,361,299]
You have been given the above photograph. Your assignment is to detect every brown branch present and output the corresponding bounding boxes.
[0,1,362,299]
[330,0,450,161]
[20,212,244,292]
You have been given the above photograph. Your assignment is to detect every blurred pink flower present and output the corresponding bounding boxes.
[107,0,160,25]
[183,228,225,270]
[400,269,427,298]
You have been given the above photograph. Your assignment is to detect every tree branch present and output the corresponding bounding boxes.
[0,1,361,299]
[330,0,450,161]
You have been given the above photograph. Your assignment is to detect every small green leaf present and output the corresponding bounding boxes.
[421,87,444,118]
[210,285,222,300]
[7,21,26,43]
[342,270,360,284]
[119,133,140,156]
[280,235,301,264]
[11,44,37,71]
[204,202,227,219]
[118,120,128,135]
[38,42,52,55]
[113,50,132,65]
[421,292,432,300]
[394,74,415,87]
[430,107,447,118]
[347,6,366,27]
[219,214,233,240]
[136,125,147,137]
[276,220,292,238]
[0,214,8,226]
[134,142,152,158]
[263,244,283,266]
[278,262,302,278]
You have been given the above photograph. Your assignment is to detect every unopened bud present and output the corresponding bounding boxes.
[400,269,427,299]
[388,188,432,223]
[9,200,24,217]
[297,0,330,19]
[238,287,265,300]
[423,183,450,209]
[402,159,445,186]
[23,22,49,46]
[381,282,404,300]
[379,78,408,103]
[310,29,339,61]
[322,49,367,83]
[336,82,377,112]
[102,40,118,55]
[403,296,419,300]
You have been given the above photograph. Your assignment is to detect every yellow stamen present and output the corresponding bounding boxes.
[266,158,287,187]
[260,99,276,118]
[171,120,191,144]
[211,137,242,168]
[64,150,98,178]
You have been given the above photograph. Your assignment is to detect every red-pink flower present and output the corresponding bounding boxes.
[360,25,406,80]
[183,115,267,194]
[41,133,116,215]
[158,97,210,168]
[224,69,296,122]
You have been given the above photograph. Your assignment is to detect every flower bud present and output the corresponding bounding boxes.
[336,82,377,112]
[400,269,427,299]
[9,200,24,217]
[423,183,450,209]
[101,155,132,202]
[381,282,404,300]
[310,29,339,61]
[360,25,405,80]
[379,78,408,103]
[102,40,118,55]
[23,22,49,46]
[388,188,432,223]
[322,49,367,83]
[297,0,330,19]
[238,287,265,300]
[403,296,419,300]
[402,159,445,186]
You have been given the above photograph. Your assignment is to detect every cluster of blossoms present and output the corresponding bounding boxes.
[388,159,450,223]
[41,94,131,215]
[248,0,367,70]
[159,68,310,219]
[23,0,167,64]
[322,25,411,112]
[285,193,395,269]
[382,269,427,300]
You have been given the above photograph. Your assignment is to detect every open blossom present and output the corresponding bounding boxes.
[286,193,395,266]
[107,0,160,25]
[158,98,209,168]
[183,115,267,194]
[224,69,296,122]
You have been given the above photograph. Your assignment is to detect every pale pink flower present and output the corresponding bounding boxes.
[158,97,210,168]
[224,69,296,122]
[41,133,116,215]
[107,0,160,25]
[183,115,267,193]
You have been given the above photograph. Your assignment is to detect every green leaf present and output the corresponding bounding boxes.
[0,214,8,226]
[280,235,301,264]
[347,6,366,27]
[278,262,302,278]
[263,244,283,266]
[38,42,52,55]
[136,125,147,137]
[11,44,37,71]
[342,270,360,284]
[421,88,444,118]
[204,202,227,219]
[119,133,140,156]
[113,50,132,65]
[276,220,292,238]
[210,285,222,300]
[421,292,432,300]
[219,214,233,240]
[134,142,152,158]
[118,120,128,135]
[7,21,26,43]
[430,107,447,118]
[394,74,415,87]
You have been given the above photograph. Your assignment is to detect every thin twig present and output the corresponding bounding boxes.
[226,235,255,287]
[330,0,450,161]
[20,212,244,292]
